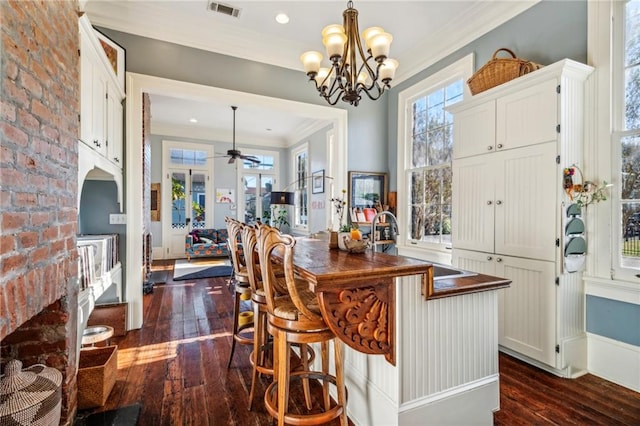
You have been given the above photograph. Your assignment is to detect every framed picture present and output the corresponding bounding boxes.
[93,27,126,91]
[312,170,325,194]
[216,188,235,204]
[150,183,160,222]
[348,171,388,210]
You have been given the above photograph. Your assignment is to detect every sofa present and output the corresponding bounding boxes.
[184,228,230,261]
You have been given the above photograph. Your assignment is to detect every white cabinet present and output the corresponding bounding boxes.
[453,249,556,365]
[453,142,557,261]
[449,59,593,375]
[79,15,124,168]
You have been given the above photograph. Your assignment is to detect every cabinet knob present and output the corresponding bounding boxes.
[487,145,493,151]
[487,200,493,205]
[497,143,503,149]
[496,257,503,263]
[487,256,493,261]
[496,200,502,205]
[114,157,120,163]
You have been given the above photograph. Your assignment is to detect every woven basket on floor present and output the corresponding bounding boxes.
[467,48,543,95]
[77,345,117,409]
[0,360,62,426]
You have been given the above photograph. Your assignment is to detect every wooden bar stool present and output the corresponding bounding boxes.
[241,224,315,411]
[225,217,253,369]
[256,224,347,426]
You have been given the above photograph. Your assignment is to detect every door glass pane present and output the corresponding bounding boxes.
[192,172,206,229]
[244,175,257,223]
[261,176,274,223]
[171,172,186,229]
[169,148,207,166]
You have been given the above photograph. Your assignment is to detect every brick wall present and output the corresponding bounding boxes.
[1,0,80,422]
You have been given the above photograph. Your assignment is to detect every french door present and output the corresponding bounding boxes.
[241,173,275,225]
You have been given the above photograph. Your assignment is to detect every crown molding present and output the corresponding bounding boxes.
[151,122,288,148]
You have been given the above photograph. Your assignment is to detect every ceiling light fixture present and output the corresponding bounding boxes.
[300,1,398,107]
[189,118,198,123]
[275,13,289,24]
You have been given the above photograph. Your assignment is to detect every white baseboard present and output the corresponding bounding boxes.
[587,333,640,392]
[398,377,499,425]
[152,246,164,260]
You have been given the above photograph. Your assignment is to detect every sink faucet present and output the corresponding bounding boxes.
[371,211,399,252]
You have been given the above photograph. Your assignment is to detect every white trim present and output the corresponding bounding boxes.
[396,53,474,253]
[124,72,347,331]
[587,332,640,392]
[291,142,310,232]
[584,275,640,305]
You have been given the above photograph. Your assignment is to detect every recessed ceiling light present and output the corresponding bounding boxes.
[275,13,289,24]
[266,128,272,132]
[189,118,198,123]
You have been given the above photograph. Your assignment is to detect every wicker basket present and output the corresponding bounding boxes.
[77,345,117,409]
[467,48,542,95]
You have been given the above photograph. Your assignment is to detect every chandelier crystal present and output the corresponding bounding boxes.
[300,1,399,107]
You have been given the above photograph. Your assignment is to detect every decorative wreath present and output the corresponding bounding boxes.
[563,164,611,207]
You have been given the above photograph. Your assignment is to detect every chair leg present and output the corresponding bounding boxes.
[248,303,262,411]
[334,339,347,426]
[300,343,312,410]
[227,286,241,369]
[321,341,331,411]
[276,329,290,426]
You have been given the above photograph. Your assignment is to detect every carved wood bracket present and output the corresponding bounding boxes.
[317,278,395,365]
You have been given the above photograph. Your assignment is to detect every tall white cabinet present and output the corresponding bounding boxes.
[449,60,593,376]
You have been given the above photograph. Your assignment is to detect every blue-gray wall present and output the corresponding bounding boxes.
[586,296,640,346]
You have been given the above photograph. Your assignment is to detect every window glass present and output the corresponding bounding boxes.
[619,0,640,268]
[407,80,462,246]
[169,148,207,166]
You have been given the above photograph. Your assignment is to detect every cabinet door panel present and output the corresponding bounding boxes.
[91,69,107,157]
[452,156,495,252]
[106,85,123,167]
[496,78,558,150]
[79,35,94,146]
[497,256,556,367]
[452,100,496,159]
[494,142,557,261]
[452,249,496,275]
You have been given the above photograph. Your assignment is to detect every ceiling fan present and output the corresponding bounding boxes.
[215,106,260,165]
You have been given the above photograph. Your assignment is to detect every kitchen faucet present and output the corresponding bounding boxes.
[371,211,399,252]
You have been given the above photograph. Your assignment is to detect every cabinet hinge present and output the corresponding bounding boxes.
[78,49,81,57]
[556,124,561,133]
[78,113,81,122]
[555,344,560,353]
[556,85,561,94]
[556,155,561,164]
[555,238,560,247]
[106,93,109,100]
[555,277,560,286]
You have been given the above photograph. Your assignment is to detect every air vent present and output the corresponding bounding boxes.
[207,1,241,18]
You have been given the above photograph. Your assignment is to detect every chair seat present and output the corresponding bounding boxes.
[272,291,321,321]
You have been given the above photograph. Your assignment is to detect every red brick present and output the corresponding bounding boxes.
[42,226,58,240]
[0,234,16,254]
[14,191,37,207]
[2,211,28,231]
[2,78,28,108]
[0,190,11,208]
[30,211,50,227]
[0,121,29,147]
[31,99,53,125]
[31,137,52,157]
[16,232,37,249]
[28,173,47,189]
[50,239,65,254]
[17,152,37,170]
[1,99,17,122]
[4,58,19,81]
[41,125,59,143]
[17,109,40,135]
[29,246,49,264]
[3,253,27,274]
[20,71,43,99]
[0,145,14,163]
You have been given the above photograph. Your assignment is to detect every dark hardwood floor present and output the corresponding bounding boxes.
[87,260,640,425]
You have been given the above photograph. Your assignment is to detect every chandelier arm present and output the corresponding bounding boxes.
[359,84,385,102]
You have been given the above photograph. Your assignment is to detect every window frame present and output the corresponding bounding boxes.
[589,0,640,283]
[291,143,309,231]
[396,54,474,260]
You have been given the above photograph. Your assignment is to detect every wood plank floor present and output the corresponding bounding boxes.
[88,260,640,425]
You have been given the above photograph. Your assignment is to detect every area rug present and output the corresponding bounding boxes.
[75,403,141,426]
[173,258,232,281]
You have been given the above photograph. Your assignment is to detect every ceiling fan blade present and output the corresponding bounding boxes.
[228,157,235,164]
[240,155,261,164]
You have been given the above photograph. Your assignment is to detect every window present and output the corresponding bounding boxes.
[614,0,640,273]
[292,145,309,229]
[398,55,473,251]
[239,149,279,225]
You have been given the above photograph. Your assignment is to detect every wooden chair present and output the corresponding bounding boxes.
[241,224,314,411]
[256,223,347,426]
[225,217,253,368]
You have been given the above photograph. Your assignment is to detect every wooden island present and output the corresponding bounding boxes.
[280,238,510,425]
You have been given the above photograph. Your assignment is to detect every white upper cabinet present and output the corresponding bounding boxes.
[496,78,558,150]
[79,15,125,168]
[452,100,496,159]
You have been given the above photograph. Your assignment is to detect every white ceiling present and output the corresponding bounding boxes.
[83,0,537,147]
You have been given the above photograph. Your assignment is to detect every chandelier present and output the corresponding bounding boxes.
[300,1,399,107]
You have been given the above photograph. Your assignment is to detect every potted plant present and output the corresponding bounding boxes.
[272,207,289,230]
